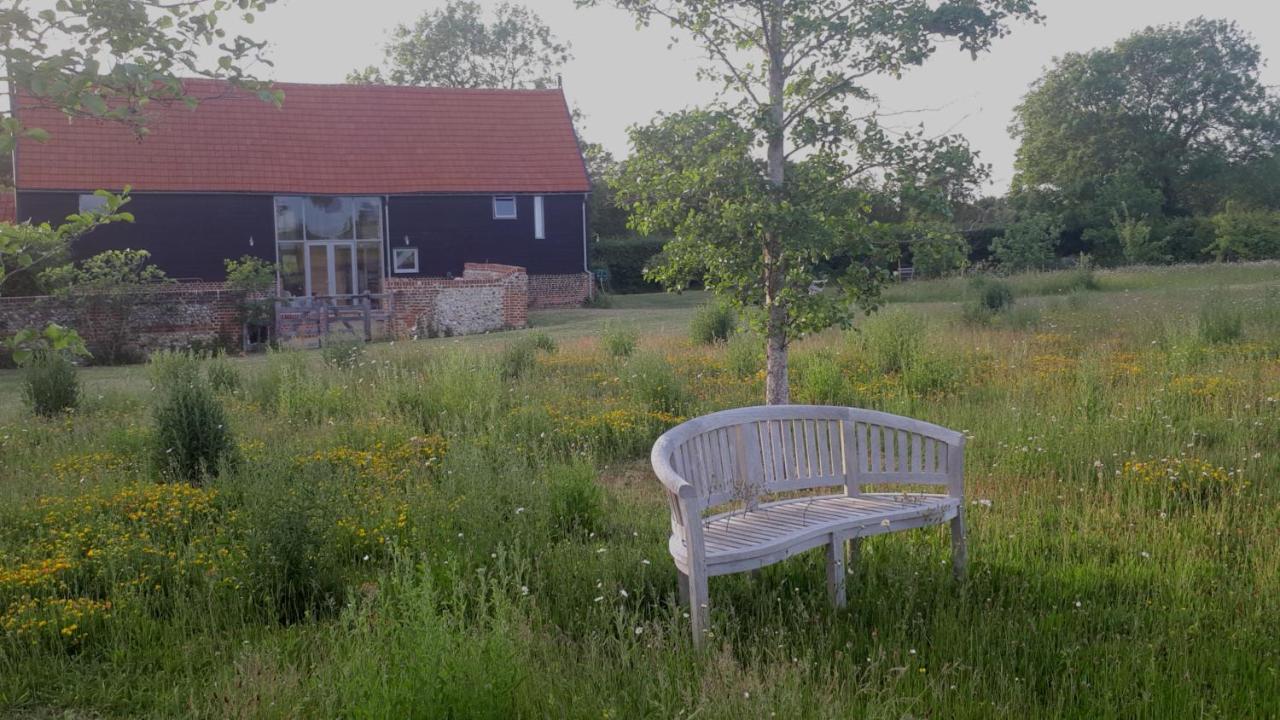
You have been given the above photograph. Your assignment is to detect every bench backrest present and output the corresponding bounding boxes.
[654,406,965,510]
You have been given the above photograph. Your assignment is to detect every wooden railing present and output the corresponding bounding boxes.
[275,294,393,343]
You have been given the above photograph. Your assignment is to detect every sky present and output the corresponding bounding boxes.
[247,0,1280,191]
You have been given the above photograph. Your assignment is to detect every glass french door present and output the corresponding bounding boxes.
[305,242,357,304]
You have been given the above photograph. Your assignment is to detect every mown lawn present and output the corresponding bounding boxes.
[1,265,1278,718]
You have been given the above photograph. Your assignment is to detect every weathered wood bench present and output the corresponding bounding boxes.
[651,405,967,646]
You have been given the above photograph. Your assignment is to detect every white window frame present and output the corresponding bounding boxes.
[493,196,518,220]
[533,195,546,239]
[393,247,420,274]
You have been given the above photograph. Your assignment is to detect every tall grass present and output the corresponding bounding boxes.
[1,264,1278,718]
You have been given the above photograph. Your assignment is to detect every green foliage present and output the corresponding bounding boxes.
[992,214,1062,271]
[1209,204,1280,261]
[583,290,614,308]
[1113,207,1168,265]
[499,337,539,380]
[348,1,571,89]
[601,322,636,358]
[548,462,605,538]
[860,310,923,375]
[528,332,558,354]
[206,354,242,394]
[322,339,366,370]
[5,323,90,367]
[223,255,277,326]
[0,191,134,296]
[589,236,666,293]
[147,349,204,390]
[725,331,763,380]
[689,300,737,345]
[21,353,80,417]
[907,224,971,278]
[1012,18,1280,232]
[973,276,1016,312]
[151,377,237,484]
[790,351,852,406]
[623,354,687,415]
[1198,296,1245,344]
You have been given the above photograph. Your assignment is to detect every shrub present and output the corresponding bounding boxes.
[589,236,667,292]
[601,322,637,358]
[1209,204,1280,261]
[790,351,852,406]
[322,338,366,369]
[582,291,613,308]
[689,300,737,344]
[206,353,241,394]
[1113,207,1168,265]
[908,225,970,278]
[991,213,1062,271]
[1198,296,1244,344]
[724,332,763,379]
[903,352,965,396]
[548,462,605,538]
[971,276,1015,312]
[528,332,558,354]
[147,348,203,390]
[151,378,238,484]
[22,353,81,417]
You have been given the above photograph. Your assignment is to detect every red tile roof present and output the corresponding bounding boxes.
[0,190,13,223]
[14,79,589,195]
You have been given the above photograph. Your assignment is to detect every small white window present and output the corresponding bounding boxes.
[533,196,545,239]
[78,193,109,214]
[393,248,419,274]
[493,196,517,220]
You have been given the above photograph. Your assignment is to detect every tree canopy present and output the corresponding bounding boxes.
[1011,18,1280,237]
[349,1,571,89]
[586,0,1039,403]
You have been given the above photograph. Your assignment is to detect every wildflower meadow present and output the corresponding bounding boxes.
[1,263,1277,718]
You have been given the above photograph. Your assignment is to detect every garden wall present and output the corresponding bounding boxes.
[0,285,244,362]
[386,263,529,337]
[528,272,593,308]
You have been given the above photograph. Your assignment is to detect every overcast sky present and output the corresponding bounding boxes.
[251,0,1279,191]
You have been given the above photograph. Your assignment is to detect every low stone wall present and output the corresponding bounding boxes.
[386,263,528,338]
[0,285,244,362]
[528,272,593,308]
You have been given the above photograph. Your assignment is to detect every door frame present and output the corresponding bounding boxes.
[303,240,358,302]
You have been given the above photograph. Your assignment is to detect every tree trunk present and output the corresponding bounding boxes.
[763,0,789,406]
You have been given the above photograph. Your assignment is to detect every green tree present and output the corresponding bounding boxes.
[1209,203,1280,261]
[42,249,172,364]
[1,0,281,297]
[587,0,1038,403]
[349,1,571,89]
[1011,18,1280,231]
[991,213,1061,272]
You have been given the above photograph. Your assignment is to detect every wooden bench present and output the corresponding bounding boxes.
[651,405,967,646]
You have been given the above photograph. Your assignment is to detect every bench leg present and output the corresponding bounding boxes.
[688,570,710,649]
[826,536,847,609]
[951,510,967,581]
[677,570,690,606]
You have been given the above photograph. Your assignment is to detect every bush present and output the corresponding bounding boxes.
[528,332,558,354]
[589,236,667,293]
[724,332,763,379]
[548,462,605,538]
[206,353,241,394]
[992,214,1062,271]
[22,354,80,417]
[790,351,852,406]
[322,338,366,369]
[601,322,637,358]
[499,337,539,380]
[904,352,965,396]
[151,378,238,484]
[1198,296,1244,344]
[147,348,203,390]
[689,301,737,344]
[582,291,614,308]
[1210,204,1280,261]
[972,276,1015,312]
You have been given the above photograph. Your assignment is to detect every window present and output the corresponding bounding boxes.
[393,247,419,274]
[304,196,354,240]
[493,196,517,220]
[78,194,108,214]
[533,195,545,239]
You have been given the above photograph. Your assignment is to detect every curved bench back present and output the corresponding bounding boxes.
[653,405,965,510]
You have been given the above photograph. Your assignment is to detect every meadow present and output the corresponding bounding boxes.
[1,263,1278,718]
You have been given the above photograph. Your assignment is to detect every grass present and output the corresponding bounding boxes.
[1,266,1279,717]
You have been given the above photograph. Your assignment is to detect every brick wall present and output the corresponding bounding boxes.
[528,272,592,309]
[386,263,528,337]
[0,284,245,361]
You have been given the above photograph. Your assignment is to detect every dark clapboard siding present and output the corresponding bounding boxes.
[389,194,585,276]
[15,191,587,281]
[17,192,276,280]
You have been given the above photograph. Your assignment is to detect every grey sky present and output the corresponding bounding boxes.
[254,0,1280,191]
